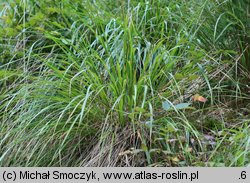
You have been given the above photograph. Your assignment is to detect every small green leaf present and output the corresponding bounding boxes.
[174,103,191,109]
[162,101,172,111]
[128,113,134,119]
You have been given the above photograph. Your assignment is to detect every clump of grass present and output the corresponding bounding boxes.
[0,0,249,166]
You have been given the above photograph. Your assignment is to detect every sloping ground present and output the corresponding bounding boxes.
[0,0,249,166]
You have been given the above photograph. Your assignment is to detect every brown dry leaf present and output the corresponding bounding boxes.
[192,94,207,103]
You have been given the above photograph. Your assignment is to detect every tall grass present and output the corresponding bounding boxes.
[0,0,249,166]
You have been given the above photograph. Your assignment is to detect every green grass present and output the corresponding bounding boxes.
[0,0,249,166]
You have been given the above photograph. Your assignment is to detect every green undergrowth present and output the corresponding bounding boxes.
[0,0,249,166]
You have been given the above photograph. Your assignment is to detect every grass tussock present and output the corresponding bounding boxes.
[0,0,249,166]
